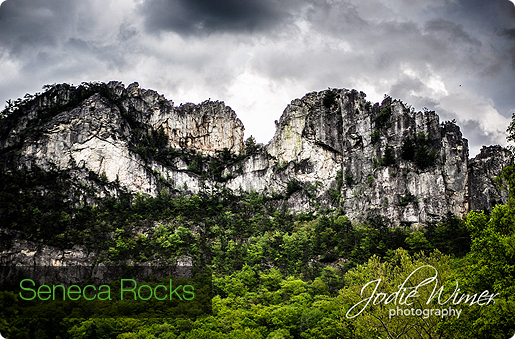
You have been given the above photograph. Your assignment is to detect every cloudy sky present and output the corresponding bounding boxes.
[0,0,514,156]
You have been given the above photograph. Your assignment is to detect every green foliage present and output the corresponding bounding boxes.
[401,132,437,169]
[286,179,302,197]
[187,153,204,173]
[375,105,391,129]
[372,157,379,168]
[244,135,258,154]
[401,134,416,160]
[336,169,343,189]
[366,174,374,186]
[432,125,515,338]
[322,89,337,109]
[132,126,169,160]
[465,207,515,295]
[99,171,108,183]
[370,129,380,144]
[424,212,471,256]
[415,146,437,169]
[445,205,515,338]
[496,158,515,208]
[344,173,353,186]
[371,146,397,169]
[2,125,514,338]
[405,231,430,253]
[380,145,396,166]
[506,112,515,150]
[340,249,457,339]
[274,160,289,172]
[329,188,341,204]
[396,193,418,206]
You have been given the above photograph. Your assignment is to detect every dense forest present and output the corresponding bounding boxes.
[0,114,514,338]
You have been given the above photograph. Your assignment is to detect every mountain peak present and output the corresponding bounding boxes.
[1,81,512,225]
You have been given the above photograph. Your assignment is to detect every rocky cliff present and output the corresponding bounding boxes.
[0,82,512,226]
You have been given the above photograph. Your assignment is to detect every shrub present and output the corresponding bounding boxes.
[376,105,392,128]
[323,89,337,109]
[415,146,437,169]
[381,145,396,167]
[401,137,416,161]
[244,136,258,154]
[336,170,344,189]
[367,174,375,186]
[100,171,108,183]
[401,132,436,169]
[187,154,203,173]
[370,129,381,144]
[372,158,379,168]
[329,188,341,204]
[286,179,302,197]
[345,173,354,186]
[397,193,418,206]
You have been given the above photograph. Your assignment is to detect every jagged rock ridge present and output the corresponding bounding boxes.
[0,81,512,225]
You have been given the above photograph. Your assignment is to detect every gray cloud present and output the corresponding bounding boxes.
[0,0,77,55]
[305,0,368,35]
[504,28,515,39]
[141,0,293,35]
[460,119,507,154]
[424,19,481,46]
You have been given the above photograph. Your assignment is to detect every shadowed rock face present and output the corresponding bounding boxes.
[0,82,512,225]
[468,145,513,212]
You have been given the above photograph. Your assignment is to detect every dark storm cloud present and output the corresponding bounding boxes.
[0,0,77,55]
[141,0,292,35]
[439,0,515,26]
[305,0,367,35]
[437,0,515,116]
[434,0,515,54]
[424,19,481,46]
[503,28,515,39]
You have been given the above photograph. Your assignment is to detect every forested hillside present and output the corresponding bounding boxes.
[1,147,514,338]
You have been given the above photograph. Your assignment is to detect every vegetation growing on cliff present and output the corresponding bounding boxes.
[401,132,437,169]
[322,89,338,109]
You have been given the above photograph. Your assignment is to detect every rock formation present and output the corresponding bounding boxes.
[468,145,513,211]
[0,82,512,226]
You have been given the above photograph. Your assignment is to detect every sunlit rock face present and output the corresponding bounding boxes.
[0,82,511,225]
[245,89,473,224]
[0,81,243,196]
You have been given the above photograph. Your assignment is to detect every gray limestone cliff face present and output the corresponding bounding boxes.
[117,81,244,155]
[163,101,244,154]
[0,83,512,225]
[468,146,513,211]
[0,81,243,196]
[235,89,472,224]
